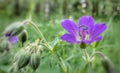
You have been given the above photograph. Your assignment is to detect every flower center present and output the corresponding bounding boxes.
[77,25,89,41]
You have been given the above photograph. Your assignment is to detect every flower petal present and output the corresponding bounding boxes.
[61,19,77,34]
[91,23,107,39]
[93,36,102,42]
[8,36,18,44]
[78,16,94,32]
[83,36,102,44]
[61,34,76,43]
[82,40,93,44]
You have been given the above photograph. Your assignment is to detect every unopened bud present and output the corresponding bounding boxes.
[30,51,41,71]
[4,22,24,36]
[16,49,31,69]
[11,24,24,36]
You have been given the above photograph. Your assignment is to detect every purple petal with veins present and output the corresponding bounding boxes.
[61,19,77,35]
[90,23,107,39]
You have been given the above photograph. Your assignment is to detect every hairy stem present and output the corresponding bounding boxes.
[26,20,52,51]
[82,49,90,63]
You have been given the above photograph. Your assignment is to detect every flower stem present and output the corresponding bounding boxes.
[28,20,52,51]
[82,49,90,63]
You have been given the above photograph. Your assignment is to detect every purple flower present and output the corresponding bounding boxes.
[61,16,107,44]
[5,32,18,44]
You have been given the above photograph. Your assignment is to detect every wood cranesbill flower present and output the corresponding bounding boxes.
[61,16,107,44]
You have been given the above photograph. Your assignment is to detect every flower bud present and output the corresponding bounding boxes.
[4,22,24,36]
[18,30,28,45]
[11,24,24,36]
[101,57,114,73]
[16,49,31,69]
[30,51,41,71]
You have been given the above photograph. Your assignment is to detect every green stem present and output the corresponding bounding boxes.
[40,43,52,51]
[82,49,90,63]
[28,21,52,51]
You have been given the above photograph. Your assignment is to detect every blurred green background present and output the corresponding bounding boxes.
[0,0,120,73]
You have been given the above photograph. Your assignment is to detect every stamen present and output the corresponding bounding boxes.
[78,25,89,40]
